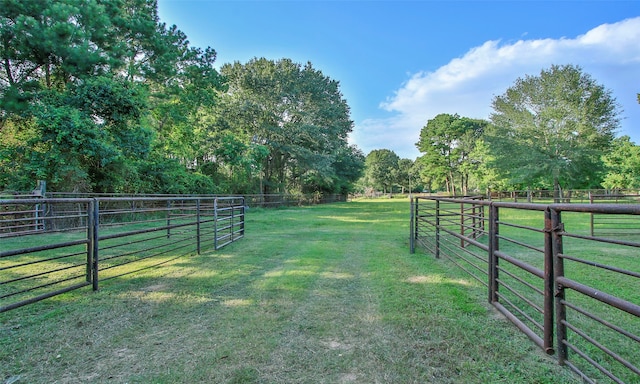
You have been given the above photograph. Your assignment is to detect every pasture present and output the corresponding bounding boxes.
[1,199,579,383]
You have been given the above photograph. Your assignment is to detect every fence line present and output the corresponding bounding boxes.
[0,196,245,313]
[411,197,640,383]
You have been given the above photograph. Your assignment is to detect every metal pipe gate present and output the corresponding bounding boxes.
[411,196,640,383]
[1,196,245,313]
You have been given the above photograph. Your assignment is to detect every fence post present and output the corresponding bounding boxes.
[410,198,415,254]
[435,200,440,259]
[543,208,556,355]
[589,192,594,237]
[167,200,172,239]
[460,201,465,248]
[241,197,246,237]
[87,199,94,284]
[91,199,99,291]
[488,203,499,303]
[214,198,219,250]
[230,200,235,242]
[552,207,567,365]
[196,199,201,255]
[414,197,419,243]
[34,180,46,231]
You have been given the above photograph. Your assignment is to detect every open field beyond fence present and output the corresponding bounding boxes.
[1,199,579,383]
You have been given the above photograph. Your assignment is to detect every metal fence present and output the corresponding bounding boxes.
[590,194,640,237]
[410,196,640,383]
[0,188,347,209]
[0,196,245,313]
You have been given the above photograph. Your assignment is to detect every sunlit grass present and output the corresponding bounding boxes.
[0,199,580,383]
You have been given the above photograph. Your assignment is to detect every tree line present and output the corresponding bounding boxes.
[361,65,640,198]
[0,0,364,195]
[2,2,637,198]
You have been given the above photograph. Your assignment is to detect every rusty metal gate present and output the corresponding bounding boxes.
[411,196,640,383]
[1,196,245,313]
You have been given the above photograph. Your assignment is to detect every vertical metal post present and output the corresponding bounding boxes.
[543,208,555,355]
[196,199,201,255]
[230,201,235,243]
[410,198,415,254]
[552,207,567,364]
[240,197,245,237]
[214,198,219,250]
[589,192,595,237]
[435,200,440,259]
[488,203,499,303]
[91,199,100,291]
[167,200,172,239]
[414,197,419,243]
[34,180,46,231]
[460,201,465,248]
[471,204,477,240]
[87,200,94,284]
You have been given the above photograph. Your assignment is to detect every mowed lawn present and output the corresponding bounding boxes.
[0,199,579,383]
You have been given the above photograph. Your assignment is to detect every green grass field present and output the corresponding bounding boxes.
[0,199,580,383]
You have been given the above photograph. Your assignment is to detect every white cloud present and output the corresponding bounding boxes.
[352,17,640,159]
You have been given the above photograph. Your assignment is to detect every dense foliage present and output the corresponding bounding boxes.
[218,58,363,195]
[0,0,363,195]
[487,65,619,195]
[2,2,635,196]
[386,65,632,196]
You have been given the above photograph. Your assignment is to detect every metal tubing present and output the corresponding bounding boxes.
[543,208,555,355]
[410,199,415,254]
[167,200,172,239]
[196,199,201,255]
[435,200,440,259]
[1,239,89,259]
[551,208,567,365]
[87,199,94,284]
[0,282,90,314]
[214,198,219,250]
[557,277,640,317]
[91,199,99,291]
[493,302,546,351]
[489,203,498,303]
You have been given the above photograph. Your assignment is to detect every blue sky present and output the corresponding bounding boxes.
[157,0,640,159]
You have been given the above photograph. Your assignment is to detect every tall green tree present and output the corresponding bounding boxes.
[364,149,399,194]
[395,158,414,193]
[0,0,151,191]
[488,64,620,199]
[0,0,220,193]
[219,58,356,195]
[415,113,486,195]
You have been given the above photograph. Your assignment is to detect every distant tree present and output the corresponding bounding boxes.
[488,64,620,200]
[329,145,365,195]
[395,158,414,194]
[602,136,640,191]
[416,113,486,195]
[219,58,355,195]
[364,149,400,194]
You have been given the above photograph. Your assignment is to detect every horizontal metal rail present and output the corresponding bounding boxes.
[411,196,640,383]
[0,196,245,313]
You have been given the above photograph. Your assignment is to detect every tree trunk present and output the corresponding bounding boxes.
[554,176,563,203]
